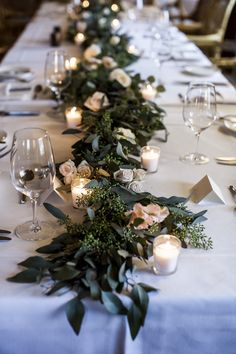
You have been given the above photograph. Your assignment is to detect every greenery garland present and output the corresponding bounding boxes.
[8,0,213,340]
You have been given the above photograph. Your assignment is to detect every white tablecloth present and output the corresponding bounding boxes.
[0,3,236,354]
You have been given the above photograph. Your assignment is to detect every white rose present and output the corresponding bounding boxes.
[59,159,77,177]
[84,91,109,112]
[103,7,110,15]
[109,68,131,88]
[84,44,101,61]
[110,35,120,46]
[116,127,136,144]
[102,56,117,69]
[81,11,91,19]
[98,17,107,27]
[77,160,93,178]
[76,21,87,33]
[128,181,143,193]
[64,174,76,185]
[113,169,134,183]
[133,168,146,181]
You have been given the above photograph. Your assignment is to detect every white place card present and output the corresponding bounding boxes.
[54,176,71,202]
[190,175,226,204]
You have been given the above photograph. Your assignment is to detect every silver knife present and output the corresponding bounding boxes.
[173,81,228,87]
[0,111,40,116]
[9,87,31,92]
[215,157,236,165]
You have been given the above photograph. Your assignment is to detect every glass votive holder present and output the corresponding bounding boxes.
[153,235,181,275]
[71,176,90,208]
[140,82,156,100]
[65,106,83,128]
[141,146,160,173]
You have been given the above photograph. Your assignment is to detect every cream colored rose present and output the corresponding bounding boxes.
[133,168,146,181]
[81,11,91,19]
[77,160,93,178]
[84,91,109,112]
[98,17,107,27]
[84,44,101,61]
[76,21,87,33]
[59,159,77,177]
[128,181,143,193]
[110,36,120,46]
[103,7,110,15]
[64,174,76,185]
[102,56,117,69]
[116,127,136,144]
[109,68,131,88]
[113,169,134,183]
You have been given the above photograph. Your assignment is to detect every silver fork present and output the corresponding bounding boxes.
[0,145,7,153]
[0,148,11,158]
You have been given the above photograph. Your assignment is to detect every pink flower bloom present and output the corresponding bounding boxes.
[126,203,169,230]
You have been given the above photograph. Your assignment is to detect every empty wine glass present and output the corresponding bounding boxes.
[10,128,57,240]
[45,50,70,110]
[180,82,217,165]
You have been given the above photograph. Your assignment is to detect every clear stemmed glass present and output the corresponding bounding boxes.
[45,50,70,110]
[10,128,57,240]
[180,82,217,165]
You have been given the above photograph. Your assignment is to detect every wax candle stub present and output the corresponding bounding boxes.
[153,235,181,275]
[141,146,160,173]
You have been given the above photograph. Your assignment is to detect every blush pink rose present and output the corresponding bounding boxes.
[126,203,169,230]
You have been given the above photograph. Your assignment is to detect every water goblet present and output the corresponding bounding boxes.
[45,49,71,112]
[10,128,58,240]
[180,82,217,165]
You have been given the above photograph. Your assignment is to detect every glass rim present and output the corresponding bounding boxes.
[154,234,181,248]
[188,81,216,89]
[141,145,161,152]
[13,127,48,139]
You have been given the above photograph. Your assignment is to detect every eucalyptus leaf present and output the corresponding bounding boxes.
[101,291,127,315]
[66,297,85,335]
[43,203,66,221]
[7,268,41,283]
[127,302,143,340]
[19,256,52,270]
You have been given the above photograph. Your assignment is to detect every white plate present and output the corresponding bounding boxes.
[182,65,217,77]
[224,117,236,132]
[0,65,31,75]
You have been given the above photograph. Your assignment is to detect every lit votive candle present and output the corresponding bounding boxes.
[127,44,140,56]
[111,18,121,31]
[65,106,83,127]
[71,177,90,208]
[153,235,181,275]
[141,146,160,173]
[141,83,156,100]
[65,57,79,71]
[75,32,86,44]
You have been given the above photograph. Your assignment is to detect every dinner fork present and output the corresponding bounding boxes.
[0,148,11,158]
[0,144,7,152]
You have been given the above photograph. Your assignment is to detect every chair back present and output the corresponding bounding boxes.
[192,0,236,38]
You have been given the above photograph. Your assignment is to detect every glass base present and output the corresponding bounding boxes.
[15,220,58,241]
[180,152,209,165]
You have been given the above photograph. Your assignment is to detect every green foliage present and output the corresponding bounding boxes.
[7,0,212,341]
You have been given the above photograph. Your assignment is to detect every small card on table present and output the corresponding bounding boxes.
[190,175,226,204]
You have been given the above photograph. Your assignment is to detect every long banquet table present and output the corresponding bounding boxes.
[0,2,236,354]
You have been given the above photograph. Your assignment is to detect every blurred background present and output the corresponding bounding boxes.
[0,0,235,83]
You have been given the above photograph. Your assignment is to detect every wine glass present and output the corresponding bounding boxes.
[180,82,217,165]
[45,50,70,109]
[10,128,57,240]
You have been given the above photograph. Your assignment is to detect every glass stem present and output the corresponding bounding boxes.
[195,132,200,156]
[31,197,41,233]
